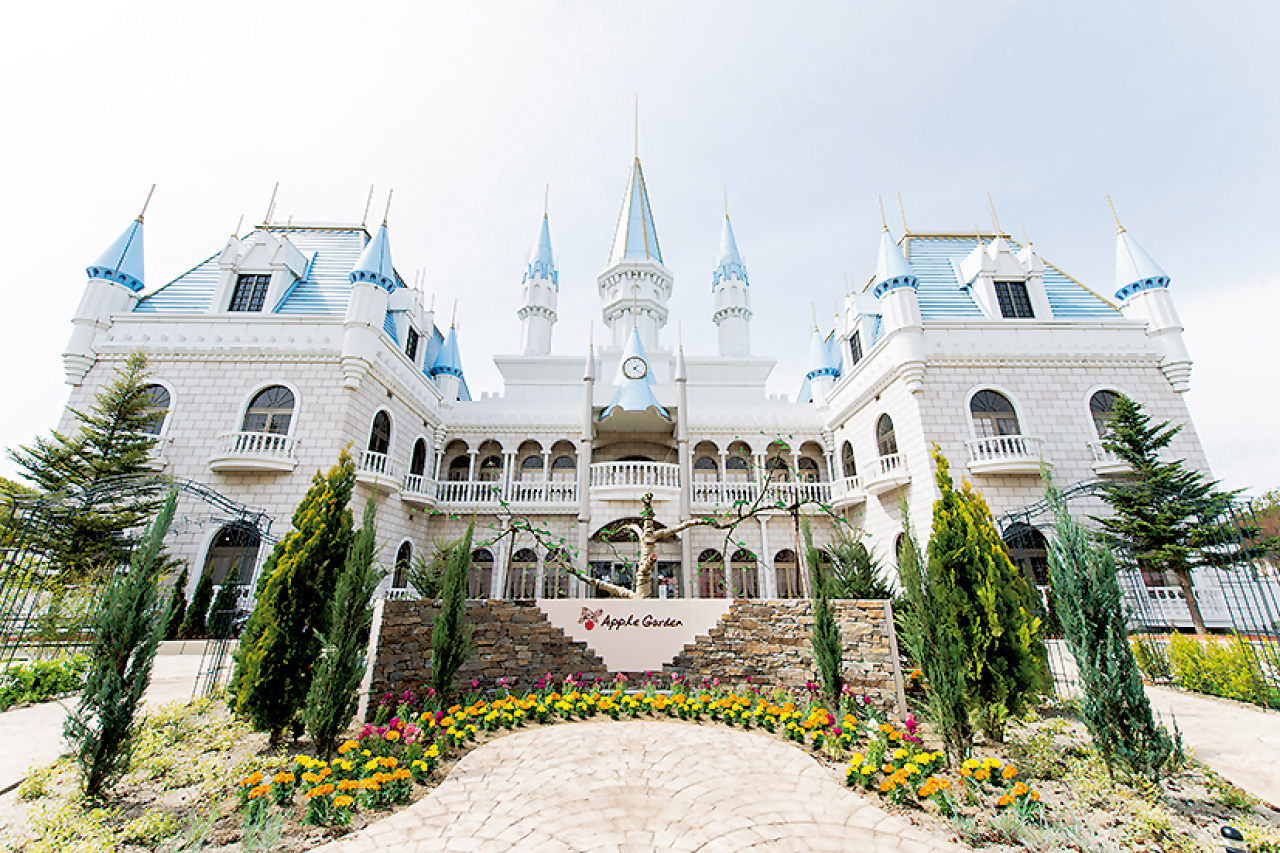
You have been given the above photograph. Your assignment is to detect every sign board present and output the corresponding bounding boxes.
[536,599,733,673]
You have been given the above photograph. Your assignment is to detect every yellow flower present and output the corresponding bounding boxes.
[892,748,909,760]
[904,763,919,776]
[849,753,864,766]
[333,795,354,808]
[337,740,358,754]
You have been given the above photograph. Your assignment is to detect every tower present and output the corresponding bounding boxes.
[1113,219,1191,391]
[65,215,147,385]
[517,214,559,355]
[872,226,926,393]
[341,221,398,390]
[711,214,752,356]
[805,326,841,403]
[598,158,671,351]
[430,324,465,404]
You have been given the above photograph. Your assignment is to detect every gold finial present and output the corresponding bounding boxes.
[1107,195,1125,233]
[450,299,457,328]
[631,280,639,328]
[544,183,549,218]
[1020,222,1031,246]
[137,184,156,222]
[987,192,1002,235]
[723,186,729,220]
[263,182,279,224]
[633,93,639,160]
[878,195,888,231]
[382,189,393,226]
[233,214,244,238]
[811,303,819,332]
[361,184,374,226]
[897,192,909,234]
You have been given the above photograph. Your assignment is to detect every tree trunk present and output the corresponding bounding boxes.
[1175,569,1208,635]
[633,515,658,599]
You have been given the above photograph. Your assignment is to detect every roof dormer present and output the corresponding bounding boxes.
[209,228,310,314]
[956,234,1053,320]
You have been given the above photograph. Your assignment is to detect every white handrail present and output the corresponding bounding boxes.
[359,450,398,478]
[214,430,298,458]
[966,435,1043,463]
[589,461,680,489]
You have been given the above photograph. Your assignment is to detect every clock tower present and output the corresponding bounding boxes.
[598,156,672,352]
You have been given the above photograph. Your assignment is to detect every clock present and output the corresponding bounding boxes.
[622,355,648,380]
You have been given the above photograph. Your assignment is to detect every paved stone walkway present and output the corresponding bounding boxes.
[312,721,963,853]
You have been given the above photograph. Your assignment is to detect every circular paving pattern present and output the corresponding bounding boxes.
[311,720,963,852]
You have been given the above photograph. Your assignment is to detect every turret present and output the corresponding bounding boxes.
[65,215,147,385]
[430,324,465,403]
[518,214,559,355]
[341,221,398,389]
[711,215,752,356]
[601,327,669,421]
[805,327,841,403]
[598,157,672,351]
[872,226,926,393]
[1112,218,1191,391]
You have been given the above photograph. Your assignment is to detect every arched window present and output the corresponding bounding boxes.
[202,523,260,588]
[409,439,428,477]
[970,390,1020,438]
[505,548,538,599]
[543,548,571,599]
[730,548,758,599]
[1090,390,1122,438]
[797,457,820,483]
[368,411,392,455]
[1003,524,1049,587]
[693,456,719,480]
[841,441,857,478]
[140,385,170,436]
[477,455,503,482]
[393,541,412,589]
[724,455,749,482]
[448,456,470,482]
[697,549,725,598]
[876,415,898,457]
[551,455,576,481]
[521,456,544,480]
[242,385,294,435]
[766,455,791,482]
[775,549,801,599]
[469,548,494,599]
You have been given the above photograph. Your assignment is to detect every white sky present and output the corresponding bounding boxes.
[1,1,1277,496]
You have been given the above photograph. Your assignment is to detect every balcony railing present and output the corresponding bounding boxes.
[356,451,399,492]
[965,435,1047,475]
[209,431,299,473]
[863,452,910,496]
[401,474,438,508]
[1089,440,1130,476]
[831,475,866,507]
[590,461,680,499]
[435,479,578,505]
[690,480,831,508]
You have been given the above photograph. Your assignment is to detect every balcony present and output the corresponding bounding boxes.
[830,475,866,509]
[435,479,577,507]
[1089,440,1130,476]
[863,452,910,497]
[356,450,399,493]
[589,461,680,501]
[691,480,832,510]
[143,435,172,471]
[965,435,1048,476]
[209,431,299,473]
[400,474,438,509]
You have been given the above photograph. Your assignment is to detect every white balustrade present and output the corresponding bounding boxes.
[209,431,300,472]
[863,452,910,496]
[589,461,680,489]
[690,479,831,507]
[359,450,398,478]
[435,478,576,505]
[964,436,1046,474]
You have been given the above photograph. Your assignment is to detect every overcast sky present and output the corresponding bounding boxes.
[2,1,1277,497]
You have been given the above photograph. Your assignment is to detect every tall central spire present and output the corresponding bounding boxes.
[608,158,663,265]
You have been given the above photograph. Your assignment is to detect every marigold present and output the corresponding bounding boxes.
[1030,790,1041,802]
[384,729,401,742]
[361,778,380,790]
[1012,781,1029,797]
[337,740,358,754]
[240,771,264,787]
[273,772,295,785]
[973,768,990,782]
[878,778,896,793]
[1002,765,1018,781]
[305,783,335,799]
[333,795,355,809]
[996,794,1013,808]
[247,784,270,800]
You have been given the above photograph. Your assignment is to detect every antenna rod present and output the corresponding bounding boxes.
[264,182,279,224]
[1021,223,1031,246]
[361,184,375,226]
[382,189,394,225]
[987,192,1002,235]
[451,300,457,328]
[811,303,819,332]
[1107,195,1124,233]
[544,183,549,217]
[633,94,639,159]
[723,186,728,219]
[897,192,909,233]
[137,184,156,221]
[877,195,887,230]
[233,214,244,238]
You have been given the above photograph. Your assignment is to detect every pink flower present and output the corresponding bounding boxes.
[904,714,918,735]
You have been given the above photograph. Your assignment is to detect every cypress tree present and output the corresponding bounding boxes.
[162,567,188,641]
[804,519,843,709]
[231,451,355,741]
[206,577,240,640]
[65,487,177,797]
[431,522,475,705]
[306,498,384,759]
[1044,471,1172,780]
[179,566,215,639]
[824,532,894,599]
[927,446,1048,742]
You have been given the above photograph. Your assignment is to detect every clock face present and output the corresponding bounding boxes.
[622,355,648,380]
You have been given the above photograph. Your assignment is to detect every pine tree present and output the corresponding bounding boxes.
[179,566,215,639]
[231,451,355,740]
[1095,395,1236,634]
[163,567,188,641]
[804,519,843,708]
[65,487,176,797]
[927,446,1048,742]
[206,577,240,640]
[1043,471,1172,779]
[431,522,475,705]
[824,532,894,599]
[306,498,384,759]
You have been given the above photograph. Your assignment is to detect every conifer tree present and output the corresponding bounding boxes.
[1095,395,1236,634]
[927,446,1047,741]
[1044,471,1172,780]
[431,522,475,705]
[65,488,176,797]
[162,567,188,641]
[231,451,355,741]
[179,566,215,639]
[804,519,843,709]
[306,498,384,759]
[824,532,894,599]
[206,577,240,640]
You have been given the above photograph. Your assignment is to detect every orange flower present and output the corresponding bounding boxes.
[272,771,295,785]
[240,771,264,787]
[878,778,896,793]
[305,783,335,800]
[1002,765,1018,781]
[333,794,355,808]
[1030,790,1041,802]
[247,783,270,800]
[973,768,990,782]
[996,794,1013,808]
[1012,781,1030,797]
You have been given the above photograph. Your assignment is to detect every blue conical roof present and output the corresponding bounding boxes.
[711,215,748,288]
[525,215,558,287]
[86,218,146,292]
[805,328,841,383]
[608,158,663,264]
[1114,229,1170,302]
[872,228,917,298]
[350,223,398,291]
[430,326,464,379]
[602,327,669,419]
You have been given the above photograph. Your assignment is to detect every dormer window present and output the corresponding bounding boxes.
[229,274,270,312]
[994,281,1034,318]
[848,331,863,366]
[405,327,420,362]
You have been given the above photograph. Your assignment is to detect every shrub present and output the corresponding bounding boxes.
[0,655,89,711]
[431,522,475,705]
[1130,636,1172,681]
[1166,633,1276,708]
[804,519,842,708]
[163,567,189,641]
[179,566,215,639]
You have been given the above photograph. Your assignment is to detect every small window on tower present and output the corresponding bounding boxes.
[229,274,271,312]
[405,327,420,361]
[994,281,1034,319]
[848,331,863,366]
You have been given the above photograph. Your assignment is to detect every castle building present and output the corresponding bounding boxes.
[56,153,1211,606]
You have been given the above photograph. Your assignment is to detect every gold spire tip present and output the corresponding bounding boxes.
[986,192,1002,235]
[897,192,909,234]
[1107,195,1124,233]
[877,195,888,231]
[361,184,374,226]
[137,184,156,222]
[382,189,394,226]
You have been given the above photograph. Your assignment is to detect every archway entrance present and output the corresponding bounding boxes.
[589,517,683,598]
